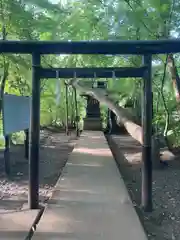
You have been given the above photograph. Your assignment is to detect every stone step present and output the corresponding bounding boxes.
[83,118,102,131]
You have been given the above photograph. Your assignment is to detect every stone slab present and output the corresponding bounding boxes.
[83,118,102,130]
[0,209,39,239]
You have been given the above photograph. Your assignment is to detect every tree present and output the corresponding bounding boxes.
[70,78,143,144]
[0,0,180,149]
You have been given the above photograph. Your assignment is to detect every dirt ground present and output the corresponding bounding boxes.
[0,129,77,212]
[108,134,180,240]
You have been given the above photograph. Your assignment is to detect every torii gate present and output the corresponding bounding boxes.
[0,39,180,212]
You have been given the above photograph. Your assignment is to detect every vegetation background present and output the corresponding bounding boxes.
[0,0,180,148]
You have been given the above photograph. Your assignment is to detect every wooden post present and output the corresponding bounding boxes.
[24,129,29,159]
[74,87,80,137]
[4,135,10,176]
[65,83,69,135]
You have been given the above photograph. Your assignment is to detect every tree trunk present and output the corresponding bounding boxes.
[70,79,143,145]
[70,79,177,165]
[0,59,9,113]
[167,54,180,103]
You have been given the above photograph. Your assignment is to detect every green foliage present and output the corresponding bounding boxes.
[0,0,180,146]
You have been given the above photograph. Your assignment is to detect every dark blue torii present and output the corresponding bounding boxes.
[1,38,178,212]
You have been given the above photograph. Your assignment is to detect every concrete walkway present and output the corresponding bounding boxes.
[33,131,147,240]
[0,209,39,239]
